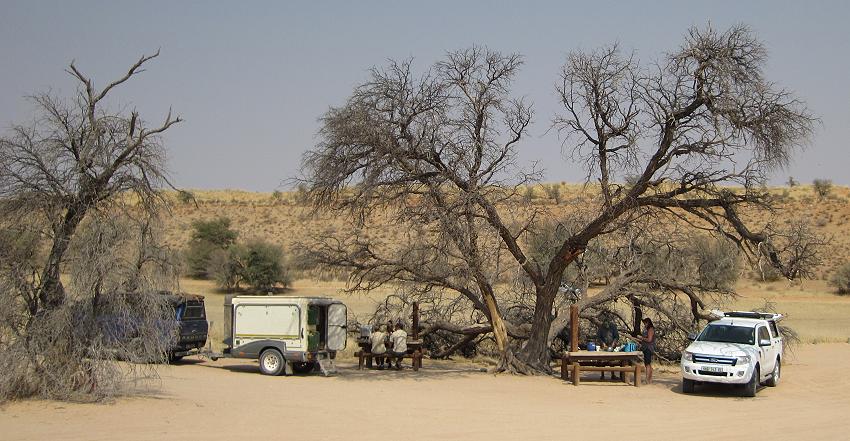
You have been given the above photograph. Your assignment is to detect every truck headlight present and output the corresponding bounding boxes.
[736,355,750,365]
[682,351,693,362]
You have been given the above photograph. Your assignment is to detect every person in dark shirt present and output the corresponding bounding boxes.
[596,314,620,379]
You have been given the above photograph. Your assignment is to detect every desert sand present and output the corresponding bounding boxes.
[2,343,849,441]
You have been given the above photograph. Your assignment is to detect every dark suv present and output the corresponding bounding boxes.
[165,293,209,362]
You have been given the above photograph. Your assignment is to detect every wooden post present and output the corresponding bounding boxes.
[569,304,579,352]
[572,363,581,386]
[634,364,642,387]
[412,301,419,340]
[561,354,567,381]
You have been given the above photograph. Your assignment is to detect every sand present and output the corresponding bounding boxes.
[2,343,849,441]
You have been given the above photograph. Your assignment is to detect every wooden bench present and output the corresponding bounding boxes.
[562,363,643,387]
[560,351,644,387]
[356,350,423,371]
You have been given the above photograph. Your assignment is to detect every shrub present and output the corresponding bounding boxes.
[786,176,798,187]
[544,184,562,204]
[813,179,833,199]
[207,248,243,290]
[523,185,535,203]
[829,262,850,295]
[177,190,194,204]
[191,217,238,247]
[240,240,291,292]
[183,217,238,279]
[206,240,291,292]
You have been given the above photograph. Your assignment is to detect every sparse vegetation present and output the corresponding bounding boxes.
[829,262,850,294]
[814,179,833,199]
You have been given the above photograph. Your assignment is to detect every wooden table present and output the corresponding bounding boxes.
[356,339,423,371]
[561,351,643,387]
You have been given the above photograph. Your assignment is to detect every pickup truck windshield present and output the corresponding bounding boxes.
[698,325,755,345]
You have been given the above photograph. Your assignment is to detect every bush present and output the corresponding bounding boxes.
[191,217,238,247]
[544,184,562,204]
[206,240,291,292]
[207,248,242,290]
[691,236,741,290]
[829,262,850,295]
[177,190,194,204]
[813,179,833,199]
[240,241,291,292]
[183,217,238,279]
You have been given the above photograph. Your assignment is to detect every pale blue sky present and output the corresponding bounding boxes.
[1,1,848,190]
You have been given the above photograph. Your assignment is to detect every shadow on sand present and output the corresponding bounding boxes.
[202,358,487,382]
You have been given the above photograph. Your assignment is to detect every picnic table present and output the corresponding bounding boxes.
[560,351,643,387]
[356,339,424,371]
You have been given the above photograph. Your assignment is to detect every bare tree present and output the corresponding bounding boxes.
[299,25,819,373]
[0,52,182,401]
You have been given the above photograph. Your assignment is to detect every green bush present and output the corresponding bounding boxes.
[241,240,290,292]
[813,179,833,199]
[829,262,850,295]
[206,240,291,292]
[183,217,238,278]
[191,217,238,247]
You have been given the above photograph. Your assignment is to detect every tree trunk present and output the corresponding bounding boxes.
[515,283,560,373]
[36,203,86,312]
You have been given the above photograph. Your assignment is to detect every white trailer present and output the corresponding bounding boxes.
[221,295,347,376]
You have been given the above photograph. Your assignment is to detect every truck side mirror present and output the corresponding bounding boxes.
[759,339,771,347]
[687,333,697,341]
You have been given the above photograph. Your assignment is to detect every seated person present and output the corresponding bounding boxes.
[596,315,620,379]
[389,321,408,370]
[370,324,388,369]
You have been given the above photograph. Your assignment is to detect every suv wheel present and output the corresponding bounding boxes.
[682,378,695,394]
[168,353,183,364]
[743,365,759,397]
[259,349,286,376]
[766,359,780,387]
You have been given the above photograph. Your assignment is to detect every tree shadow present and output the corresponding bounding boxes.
[204,359,486,382]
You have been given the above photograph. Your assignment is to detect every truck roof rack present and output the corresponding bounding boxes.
[723,311,783,321]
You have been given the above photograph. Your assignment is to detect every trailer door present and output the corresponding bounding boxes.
[327,303,347,351]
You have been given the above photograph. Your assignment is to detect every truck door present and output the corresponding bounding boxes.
[327,303,347,351]
[757,325,775,379]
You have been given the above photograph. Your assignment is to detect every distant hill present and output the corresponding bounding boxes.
[160,184,850,281]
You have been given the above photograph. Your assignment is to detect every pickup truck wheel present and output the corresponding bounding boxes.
[743,366,759,397]
[682,378,695,394]
[766,359,780,387]
[292,362,316,374]
[259,349,285,376]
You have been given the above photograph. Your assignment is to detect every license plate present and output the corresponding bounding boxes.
[701,366,724,373]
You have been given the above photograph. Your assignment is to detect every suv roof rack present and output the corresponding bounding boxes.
[723,311,782,320]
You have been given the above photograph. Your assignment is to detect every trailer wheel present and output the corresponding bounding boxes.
[292,362,316,374]
[259,349,285,376]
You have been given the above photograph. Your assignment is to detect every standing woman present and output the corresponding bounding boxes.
[636,317,656,384]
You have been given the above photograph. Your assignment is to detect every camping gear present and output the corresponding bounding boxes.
[587,342,597,351]
[622,342,637,352]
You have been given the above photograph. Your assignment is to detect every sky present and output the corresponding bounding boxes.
[1,0,848,191]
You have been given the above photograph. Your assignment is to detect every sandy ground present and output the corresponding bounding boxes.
[2,343,849,441]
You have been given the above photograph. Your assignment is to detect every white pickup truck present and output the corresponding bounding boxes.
[681,311,783,397]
